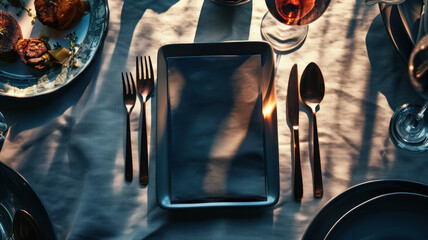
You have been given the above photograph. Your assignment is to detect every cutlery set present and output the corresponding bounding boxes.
[287,62,325,201]
[121,56,154,184]
[121,54,325,199]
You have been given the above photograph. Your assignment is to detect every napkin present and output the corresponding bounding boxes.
[167,54,266,203]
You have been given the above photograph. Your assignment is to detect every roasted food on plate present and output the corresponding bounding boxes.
[35,0,86,30]
[15,38,50,69]
[2,1,82,69]
[0,10,22,54]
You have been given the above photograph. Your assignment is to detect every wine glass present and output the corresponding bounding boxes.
[261,0,331,52]
[389,34,428,152]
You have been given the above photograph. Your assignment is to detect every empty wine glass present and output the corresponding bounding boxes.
[261,0,331,52]
[389,34,428,151]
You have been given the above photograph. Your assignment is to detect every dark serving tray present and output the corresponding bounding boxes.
[156,41,279,209]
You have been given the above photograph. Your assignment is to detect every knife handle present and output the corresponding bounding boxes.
[293,128,303,201]
[312,114,323,198]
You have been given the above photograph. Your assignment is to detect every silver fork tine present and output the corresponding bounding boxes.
[144,56,149,80]
[122,72,127,94]
[148,57,154,99]
[123,72,135,95]
[129,72,136,96]
[148,56,153,81]
[136,56,142,82]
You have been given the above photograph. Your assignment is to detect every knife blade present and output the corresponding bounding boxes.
[286,64,303,201]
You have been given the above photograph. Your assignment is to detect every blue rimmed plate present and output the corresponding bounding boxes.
[0,0,109,98]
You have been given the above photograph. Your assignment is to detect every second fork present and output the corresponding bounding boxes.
[136,56,155,185]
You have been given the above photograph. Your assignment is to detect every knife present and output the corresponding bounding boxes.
[286,64,303,201]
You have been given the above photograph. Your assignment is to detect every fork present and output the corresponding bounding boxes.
[136,56,155,185]
[122,72,136,182]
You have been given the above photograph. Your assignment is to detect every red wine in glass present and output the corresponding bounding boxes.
[262,0,330,52]
[272,0,314,25]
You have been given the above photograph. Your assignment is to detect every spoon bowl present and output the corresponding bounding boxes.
[300,62,325,198]
[300,63,325,112]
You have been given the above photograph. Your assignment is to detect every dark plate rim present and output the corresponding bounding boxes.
[302,179,428,240]
[323,191,428,240]
[0,161,56,239]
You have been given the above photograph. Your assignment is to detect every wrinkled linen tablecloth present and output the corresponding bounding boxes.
[1,0,428,239]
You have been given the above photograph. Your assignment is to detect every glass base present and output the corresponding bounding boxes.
[260,11,308,53]
[389,104,428,152]
[210,0,251,6]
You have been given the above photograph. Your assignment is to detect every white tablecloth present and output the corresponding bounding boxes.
[1,0,428,239]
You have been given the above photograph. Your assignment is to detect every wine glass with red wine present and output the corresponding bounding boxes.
[261,0,331,52]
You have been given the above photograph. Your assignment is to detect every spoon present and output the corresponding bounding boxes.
[365,0,406,5]
[13,209,41,240]
[300,62,324,198]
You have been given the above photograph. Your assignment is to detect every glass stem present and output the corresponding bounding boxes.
[412,100,428,128]
[416,100,428,121]
[274,53,282,75]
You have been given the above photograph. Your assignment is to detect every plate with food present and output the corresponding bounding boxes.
[0,0,109,98]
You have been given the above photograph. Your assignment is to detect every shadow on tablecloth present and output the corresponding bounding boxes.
[366,15,425,111]
[194,0,252,42]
